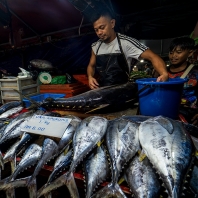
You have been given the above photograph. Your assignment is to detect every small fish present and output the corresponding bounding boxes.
[68,116,108,174]
[47,149,72,184]
[91,118,140,198]
[30,59,53,69]
[138,116,194,198]
[0,101,22,115]
[56,115,81,154]
[14,133,39,155]
[3,140,21,169]
[125,155,161,198]
[84,144,110,198]
[0,106,23,118]
[0,110,36,142]
[9,143,42,181]
[27,138,59,186]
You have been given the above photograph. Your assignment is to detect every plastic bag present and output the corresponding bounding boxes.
[51,76,67,84]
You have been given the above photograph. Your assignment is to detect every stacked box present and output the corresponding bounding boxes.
[0,77,39,104]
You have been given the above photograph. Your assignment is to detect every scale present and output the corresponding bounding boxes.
[38,72,52,84]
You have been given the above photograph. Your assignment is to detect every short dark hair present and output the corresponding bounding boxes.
[169,36,195,52]
[90,8,114,24]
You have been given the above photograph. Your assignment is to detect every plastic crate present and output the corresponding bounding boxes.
[23,93,65,108]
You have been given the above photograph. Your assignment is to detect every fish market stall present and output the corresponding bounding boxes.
[0,100,197,198]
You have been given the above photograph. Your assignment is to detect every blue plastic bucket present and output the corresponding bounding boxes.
[136,78,187,119]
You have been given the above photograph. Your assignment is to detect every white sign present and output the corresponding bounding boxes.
[21,115,72,138]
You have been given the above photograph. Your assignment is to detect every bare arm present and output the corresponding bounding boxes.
[140,49,168,82]
[87,50,99,89]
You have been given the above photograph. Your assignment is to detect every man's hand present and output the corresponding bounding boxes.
[88,76,99,89]
[157,73,169,82]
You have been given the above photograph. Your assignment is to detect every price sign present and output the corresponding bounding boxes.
[21,115,72,138]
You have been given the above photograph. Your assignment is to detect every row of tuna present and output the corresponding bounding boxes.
[0,101,197,198]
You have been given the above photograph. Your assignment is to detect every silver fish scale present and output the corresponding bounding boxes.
[10,143,42,180]
[106,118,140,177]
[71,116,108,172]
[85,145,110,198]
[53,150,72,168]
[138,116,193,197]
[0,106,23,119]
[3,140,21,163]
[125,156,161,198]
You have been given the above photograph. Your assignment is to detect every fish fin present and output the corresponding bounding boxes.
[44,193,52,198]
[63,145,70,155]
[91,183,127,198]
[5,187,15,198]
[27,177,37,198]
[97,139,104,147]
[138,150,147,162]
[85,104,109,114]
[125,98,136,103]
[0,150,4,170]
[65,172,80,198]
[172,186,178,198]
[154,116,174,134]
[118,176,125,185]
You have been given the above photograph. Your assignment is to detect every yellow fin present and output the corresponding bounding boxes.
[63,145,70,155]
[85,104,109,114]
[138,150,147,162]
[97,139,104,147]
[118,176,125,185]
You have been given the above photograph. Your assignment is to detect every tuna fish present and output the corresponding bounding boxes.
[3,140,21,171]
[27,138,59,186]
[0,106,23,119]
[37,172,79,198]
[138,115,194,198]
[41,82,137,112]
[47,148,72,184]
[0,101,22,115]
[56,115,81,155]
[9,143,42,181]
[91,118,140,198]
[125,155,161,198]
[0,110,36,141]
[30,59,53,69]
[14,132,39,155]
[84,144,110,198]
[68,116,108,174]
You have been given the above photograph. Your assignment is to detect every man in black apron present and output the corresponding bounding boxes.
[87,10,168,89]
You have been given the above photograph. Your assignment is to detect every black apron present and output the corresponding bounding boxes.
[95,33,129,87]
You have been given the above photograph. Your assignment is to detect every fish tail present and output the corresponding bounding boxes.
[27,177,37,198]
[44,193,52,198]
[0,150,4,170]
[66,172,80,198]
[37,173,67,198]
[172,186,179,198]
[91,183,127,198]
[5,187,15,198]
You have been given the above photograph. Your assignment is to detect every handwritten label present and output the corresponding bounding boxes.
[21,115,72,138]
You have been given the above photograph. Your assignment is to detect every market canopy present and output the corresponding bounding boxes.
[0,0,197,75]
[0,0,197,49]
